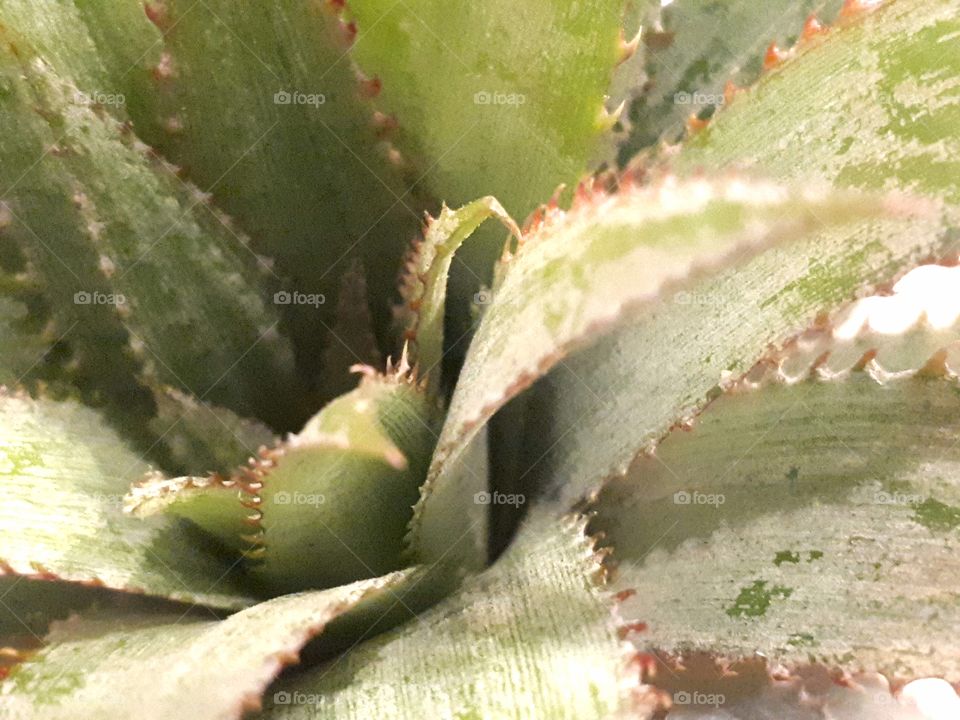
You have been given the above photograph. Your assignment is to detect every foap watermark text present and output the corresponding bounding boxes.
[474,491,525,507]
[673,490,725,507]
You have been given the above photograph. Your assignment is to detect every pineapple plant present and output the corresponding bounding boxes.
[0,0,958,717]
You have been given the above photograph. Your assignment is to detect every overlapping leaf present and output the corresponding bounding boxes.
[409,176,914,571]
[0,569,426,720]
[397,196,520,389]
[464,0,960,576]
[0,5,305,434]
[129,366,441,595]
[0,390,254,611]
[0,1,958,718]
[348,0,631,293]
[590,287,960,692]
[262,513,624,720]
[69,0,418,374]
[618,0,844,158]
[676,0,960,210]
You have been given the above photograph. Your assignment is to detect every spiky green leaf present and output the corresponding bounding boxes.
[69,0,417,372]
[676,0,960,209]
[470,0,960,580]
[348,0,629,285]
[0,390,254,611]
[129,370,440,594]
[590,325,960,681]
[618,0,843,157]
[0,569,425,719]
[398,197,519,388]
[0,8,305,432]
[410,176,913,571]
[263,513,623,720]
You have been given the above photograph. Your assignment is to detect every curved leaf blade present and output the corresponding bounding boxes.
[618,0,843,157]
[348,0,630,282]
[676,0,960,208]
[398,196,519,388]
[411,176,913,570]
[129,368,441,595]
[0,569,424,720]
[0,7,305,432]
[252,369,440,594]
[263,513,624,720]
[469,0,960,584]
[71,0,418,370]
[591,346,960,682]
[0,390,254,611]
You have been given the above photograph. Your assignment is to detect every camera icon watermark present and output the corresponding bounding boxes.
[74,290,126,306]
[472,289,524,308]
[273,290,326,308]
[474,290,494,305]
[474,90,526,107]
[673,490,725,507]
[474,491,526,507]
[274,89,326,108]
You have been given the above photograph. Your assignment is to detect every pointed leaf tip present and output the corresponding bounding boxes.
[617,26,642,65]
